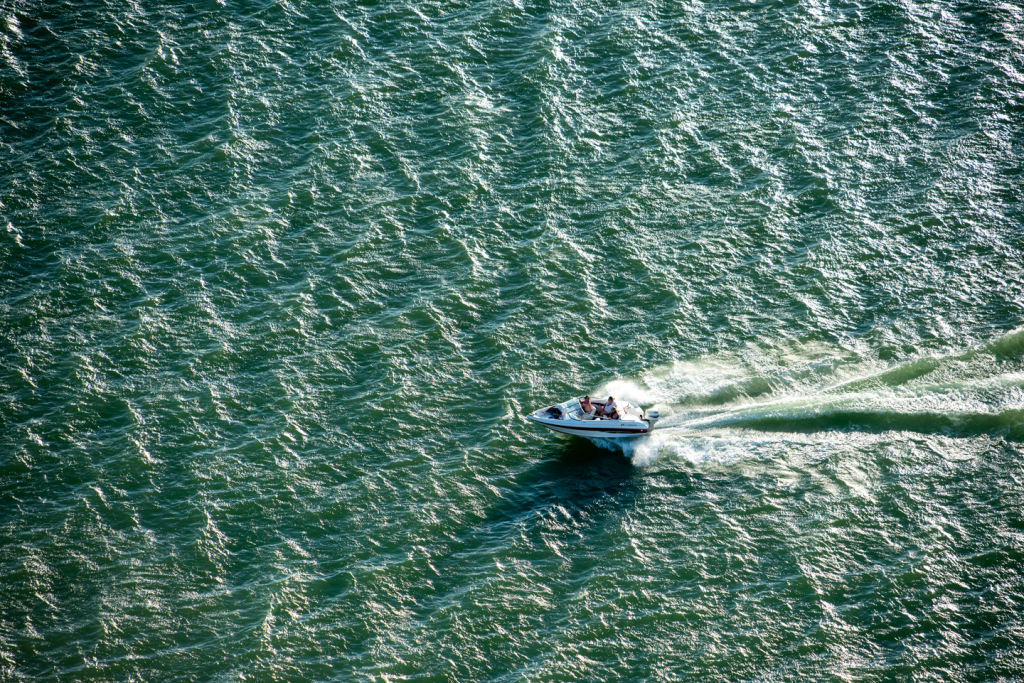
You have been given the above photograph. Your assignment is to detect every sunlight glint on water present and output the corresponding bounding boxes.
[1,1,1022,681]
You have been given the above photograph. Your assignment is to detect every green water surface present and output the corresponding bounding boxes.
[2,0,1023,680]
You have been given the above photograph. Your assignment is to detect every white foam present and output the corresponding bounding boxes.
[585,339,1024,467]
[590,427,756,467]
[595,379,658,406]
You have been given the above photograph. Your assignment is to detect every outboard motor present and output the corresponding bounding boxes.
[645,408,659,429]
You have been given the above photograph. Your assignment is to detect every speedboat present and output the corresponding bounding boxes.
[526,397,659,438]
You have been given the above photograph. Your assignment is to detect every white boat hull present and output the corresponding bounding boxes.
[526,415,650,438]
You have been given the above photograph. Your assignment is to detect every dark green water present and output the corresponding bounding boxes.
[2,0,1023,680]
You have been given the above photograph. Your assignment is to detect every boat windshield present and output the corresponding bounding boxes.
[564,398,582,418]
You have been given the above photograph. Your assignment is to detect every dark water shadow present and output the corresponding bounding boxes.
[402,438,637,615]
[470,437,636,536]
[305,438,637,607]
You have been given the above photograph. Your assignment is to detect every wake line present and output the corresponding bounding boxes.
[664,375,1024,439]
[599,328,1024,457]
[824,326,1024,395]
[683,407,1024,440]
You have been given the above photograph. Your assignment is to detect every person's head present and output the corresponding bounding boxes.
[608,396,614,402]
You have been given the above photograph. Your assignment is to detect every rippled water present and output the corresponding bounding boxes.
[2,0,1023,680]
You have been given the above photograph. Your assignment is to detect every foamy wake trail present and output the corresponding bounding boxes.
[589,330,1024,465]
[595,379,659,406]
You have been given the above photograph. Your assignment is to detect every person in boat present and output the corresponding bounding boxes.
[580,395,596,418]
[602,396,621,420]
